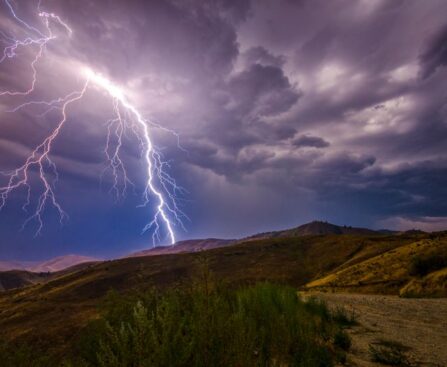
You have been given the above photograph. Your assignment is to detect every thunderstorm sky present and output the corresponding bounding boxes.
[1,0,447,260]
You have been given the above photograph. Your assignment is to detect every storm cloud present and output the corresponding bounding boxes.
[1,0,447,260]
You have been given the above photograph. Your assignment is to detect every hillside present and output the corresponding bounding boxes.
[0,270,51,291]
[129,221,383,257]
[0,262,101,291]
[0,255,98,273]
[245,220,380,240]
[129,238,235,257]
[30,255,98,273]
[0,232,429,357]
[306,232,447,297]
[0,261,38,272]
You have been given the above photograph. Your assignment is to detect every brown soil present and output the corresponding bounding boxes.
[311,293,447,367]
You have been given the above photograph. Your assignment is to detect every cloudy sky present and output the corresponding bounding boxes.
[0,0,446,260]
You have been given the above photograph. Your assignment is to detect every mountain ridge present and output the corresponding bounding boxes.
[0,220,419,272]
[129,220,390,258]
[0,254,98,273]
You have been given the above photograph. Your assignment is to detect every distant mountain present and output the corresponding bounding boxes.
[0,270,50,291]
[0,221,389,272]
[30,255,98,273]
[130,238,235,257]
[0,260,38,272]
[130,221,384,258]
[245,220,379,240]
[0,255,98,273]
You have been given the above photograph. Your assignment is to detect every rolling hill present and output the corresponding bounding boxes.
[0,260,38,272]
[0,270,51,291]
[0,223,445,361]
[244,220,382,240]
[129,238,235,257]
[30,255,98,273]
[306,232,447,297]
[0,231,438,356]
[129,221,385,257]
[0,255,98,273]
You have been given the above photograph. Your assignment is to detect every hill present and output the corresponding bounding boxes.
[306,232,447,297]
[0,232,432,356]
[129,221,383,257]
[0,261,101,291]
[29,255,98,273]
[0,261,38,272]
[129,238,235,257]
[0,255,98,273]
[245,220,380,240]
[0,270,51,291]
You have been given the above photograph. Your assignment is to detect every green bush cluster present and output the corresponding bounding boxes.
[409,253,447,277]
[72,283,346,367]
[0,342,52,367]
[1,279,352,366]
[369,339,410,366]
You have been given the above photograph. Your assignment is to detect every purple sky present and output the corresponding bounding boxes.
[1,0,447,260]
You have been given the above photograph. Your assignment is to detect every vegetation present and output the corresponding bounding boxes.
[409,253,447,277]
[369,339,410,366]
[0,281,352,366]
[0,231,445,362]
[331,306,357,327]
[306,235,447,296]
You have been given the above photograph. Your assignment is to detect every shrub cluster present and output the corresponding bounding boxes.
[409,253,447,277]
[1,275,352,366]
[70,283,350,367]
[369,339,410,366]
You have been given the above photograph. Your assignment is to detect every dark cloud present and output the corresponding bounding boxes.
[242,46,286,68]
[1,0,447,260]
[419,24,447,79]
[292,135,330,148]
[227,63,299,118]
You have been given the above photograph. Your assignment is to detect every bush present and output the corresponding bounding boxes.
[333,329,351,351]
[331,306,357,327]
[0,341,53,367]
[70,283,348,367]
[409,254,447,277]
[369,339,409,366]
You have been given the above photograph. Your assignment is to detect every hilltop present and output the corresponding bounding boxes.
[130,221,386,257]
[244,220,382,240]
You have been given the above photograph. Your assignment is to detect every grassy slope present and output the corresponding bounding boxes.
[0,270,51,291]
[0,232,438,357]
[306,233,447,296]
[0,262,100,291]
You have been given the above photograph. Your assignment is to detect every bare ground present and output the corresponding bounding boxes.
[310,293,447,367]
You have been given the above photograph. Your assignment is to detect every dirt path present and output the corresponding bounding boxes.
[311,293,447,367]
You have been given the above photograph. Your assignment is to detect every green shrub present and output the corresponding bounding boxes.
[369,339,409,366]
[71,283,346,366]
[0,340,53,367]
[331,306,357,327]
[0,282,351,366]
[333,329,351,351]
[409,254,447,277]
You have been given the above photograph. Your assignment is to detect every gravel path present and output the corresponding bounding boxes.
[311,293,447,367]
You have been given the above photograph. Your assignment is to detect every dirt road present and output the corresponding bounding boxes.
[312,293,447,367]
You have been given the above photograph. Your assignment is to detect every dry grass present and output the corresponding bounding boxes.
[306,234,447,296]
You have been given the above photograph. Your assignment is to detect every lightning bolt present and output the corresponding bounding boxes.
[0,1,186,244]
